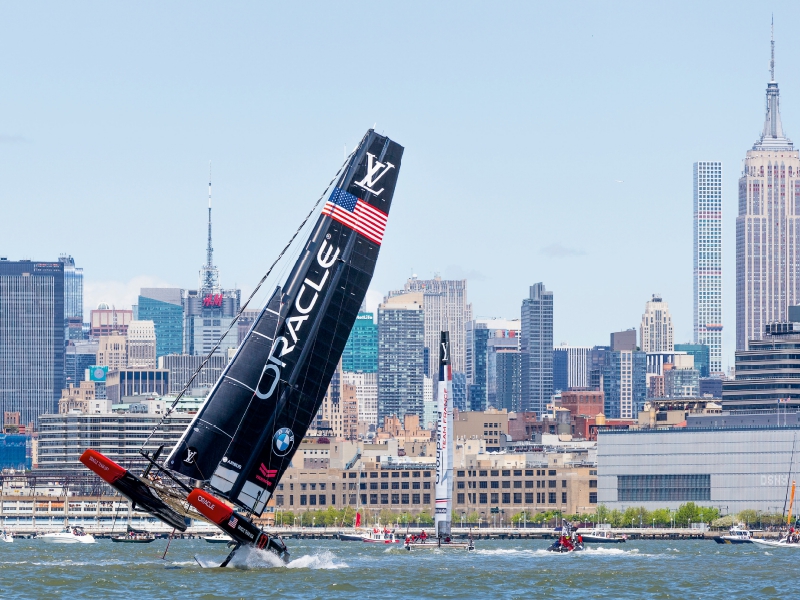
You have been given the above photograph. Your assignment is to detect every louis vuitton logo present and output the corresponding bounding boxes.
[355,152,394,196]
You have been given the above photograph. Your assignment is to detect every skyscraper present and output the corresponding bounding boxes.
[640,294,674,353]
[183,171,240,357]
[552,344,591,392]
[693,161,723,374]
[391,276,472,383]
[465,318,520,410]
[737,28,800,350]
[127,320,157,368]
[377,292,424,425]
[520,283,553,415]
[59,255,83,341]
[341,312,378,373]
[603,350,646,419]
[138,288,184,359]
[0,259,65,426]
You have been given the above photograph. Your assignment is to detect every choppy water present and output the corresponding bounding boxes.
[0,537,794,599]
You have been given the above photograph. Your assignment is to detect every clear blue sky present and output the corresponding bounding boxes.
[2,1,797,369]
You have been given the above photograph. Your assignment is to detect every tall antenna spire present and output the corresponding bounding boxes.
[200,161,220,292]
[207,161,213,269]
[770,14,775,82]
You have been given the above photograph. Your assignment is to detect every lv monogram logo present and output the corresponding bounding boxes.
[355,152,395,196]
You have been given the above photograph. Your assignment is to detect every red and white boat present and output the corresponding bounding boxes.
[362,527,400,544]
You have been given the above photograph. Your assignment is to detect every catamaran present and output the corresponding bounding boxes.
[405,332,474,552]
[80,129,403,567]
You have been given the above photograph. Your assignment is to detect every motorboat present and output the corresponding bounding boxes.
[362,527,400,544]
[713,524,752,544]
[203,533,233,544]
[39,526,96,544]
[547,520,585,552]
[752,534,800,548]
[0,531,12,543]
[576,527,627,543]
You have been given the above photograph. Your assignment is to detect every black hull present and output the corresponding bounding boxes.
[111,537,155,544]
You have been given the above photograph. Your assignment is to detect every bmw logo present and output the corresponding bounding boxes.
[273,428,295,456]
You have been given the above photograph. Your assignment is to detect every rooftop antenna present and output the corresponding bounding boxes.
[207,161,213,270]
[200,161,220,292]
[770,15,775,82]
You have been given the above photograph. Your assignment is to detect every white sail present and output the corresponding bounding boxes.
[435,331,454,538]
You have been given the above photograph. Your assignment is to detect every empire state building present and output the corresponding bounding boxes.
[737,32,800,350]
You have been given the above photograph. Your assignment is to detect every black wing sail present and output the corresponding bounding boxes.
[167,129,403,514]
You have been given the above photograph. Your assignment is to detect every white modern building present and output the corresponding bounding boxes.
[126,320,157,368]
[640,294,673,353]
[342,371,378,428]
[598,426,800,514]
[737,31,800,350]
[693,161,723,374]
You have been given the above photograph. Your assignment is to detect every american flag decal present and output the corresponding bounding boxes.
[228,515,238,529]
[322,188,388,245]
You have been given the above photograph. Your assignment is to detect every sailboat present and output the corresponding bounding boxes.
[80,129,404,567]
[753,480,800,548]
[405,332,474,551]
[111,501,155,543]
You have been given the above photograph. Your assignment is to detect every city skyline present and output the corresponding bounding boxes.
[5,4,800,371]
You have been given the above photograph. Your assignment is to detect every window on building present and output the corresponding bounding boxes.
[300,483,307,491]
[412,494,421,504]
[491,470,499,477]
[381,472,389,478]
[391,472,399,478]
[369,494,378,504]
[457,481,465,489]
[361,494,367,505]
[617,474,711,502]
[370,472,378,478]
[513,493,522,504]
[457,493,465,504]
[548,492,556,504]
[525,492,534,503]
[525,470,534,476]
[391,494,399,504]
[548,480,556,488]
[502,493,510,503]
[391,482,399,490]
[413,482,421,490]
[561,492,567,504]
[589,492,597,504]
[561,480,567,488]
[319,495,326,505]
[423,494,430,504]
[290,495,294,505]
[401,494,409,504]
[479,470,488,477]
[348,472,357,479]
[479,481,487,489]
[502,470,510,477]
[513,481,522,489]
[589,480,598,488]
[423,482,431,490]
[300,495,307,506]
[276,495,284,506]
[423,471,431,478]
[402,472,410,478]
[501,481,510,489]
[490,481,499,489]
[490,493,499,503]
[370,482,378,490]
[548,470,556,476]
[309,495,316,505]
[457,471,465,477]
[402,482,410,489]
[413,471,421,478]
[514,470,522,476]
[479,493,487,504]
[525,481,533,489]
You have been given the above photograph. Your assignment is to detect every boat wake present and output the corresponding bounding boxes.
[196,547,348,570]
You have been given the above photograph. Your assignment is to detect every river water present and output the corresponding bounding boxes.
[0,537,793,599]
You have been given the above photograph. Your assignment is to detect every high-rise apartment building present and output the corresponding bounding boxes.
[737,32,800,350]
[0,259,65,427]
[64,340,98,386]
[674,343,710,378]
[693,162,723,374]
[520,283,553,415]
[494,349,521,412]
[377,292,424,425]
[391,276,472,382]
[127,320,157,368]
[640,294,674,353]
[341,312,378,373]
[552,345,591,392]
[602,350,646,419]
[138,288,184,359]
[466,318,520,411]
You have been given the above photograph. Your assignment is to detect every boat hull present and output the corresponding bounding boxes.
[713,536,752,544]
[752,538,800,548]
[40,534,96,544]
[580,536,626,544]
[79,450,188,532]
[111,537,154,543]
